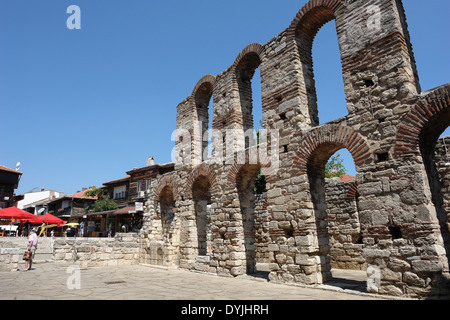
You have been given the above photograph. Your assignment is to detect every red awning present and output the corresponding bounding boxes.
[31,213,67,226]
[0,207,37,221]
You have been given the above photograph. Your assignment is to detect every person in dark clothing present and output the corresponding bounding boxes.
[24,221,31,237]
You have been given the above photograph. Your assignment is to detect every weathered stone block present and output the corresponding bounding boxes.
[412,260,442,273]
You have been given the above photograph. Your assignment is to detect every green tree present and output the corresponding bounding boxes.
[325,154,347,178]
[256,119,264,145]
[84,187,105,199]
[254,172,267,194]
[84,188,118,213]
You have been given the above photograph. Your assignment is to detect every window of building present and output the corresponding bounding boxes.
[114,185,127,199]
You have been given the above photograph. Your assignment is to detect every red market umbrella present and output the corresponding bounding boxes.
[32,213,66,226]
[0,207,38,222]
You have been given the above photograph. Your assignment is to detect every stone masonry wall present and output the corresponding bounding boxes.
[142,0,449,299]
[254,193,271,264]
[52,233,140,268]
[325,178,366,271]
[1,1,446,300]
[434,137,450,232]
[0,239,21,272]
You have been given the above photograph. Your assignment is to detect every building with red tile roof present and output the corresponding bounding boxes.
[340,174,356,183]
[46,187,98,220]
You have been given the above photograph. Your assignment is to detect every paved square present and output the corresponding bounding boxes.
[0,261,392,300]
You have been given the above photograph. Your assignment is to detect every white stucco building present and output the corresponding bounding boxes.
[17,189,64,215]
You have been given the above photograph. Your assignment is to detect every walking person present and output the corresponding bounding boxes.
[24,220,31,237]
[38,222,46,237]
[79,221,85,237]
[18,221,24,237]
[24,229,38,271]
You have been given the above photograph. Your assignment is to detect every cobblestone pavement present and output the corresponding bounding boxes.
[0,261,401,301]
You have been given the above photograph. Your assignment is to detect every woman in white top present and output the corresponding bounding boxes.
[24,229,38,271]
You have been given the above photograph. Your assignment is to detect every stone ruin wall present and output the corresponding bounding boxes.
[433,137,450,233]
[52,233,141,268]
[325,179,366,270]
[139,0,450,299]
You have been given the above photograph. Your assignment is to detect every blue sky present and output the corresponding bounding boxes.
[1,0,449,195]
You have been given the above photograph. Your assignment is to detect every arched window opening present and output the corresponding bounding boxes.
[194,81,214,163]
[204,95,214,160]
[192,175,211,256]
[235,51,263,149]
[252,68,263,132]
[313,20,347,125]
[324,149,365,272]
[309,145,366,285]
[236,164,262,275]
[294,6,346,126]
[421,122,450,268]
[159,186,175,239]
[394,89,450,272]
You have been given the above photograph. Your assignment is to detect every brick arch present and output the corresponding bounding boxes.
[231,43,265,135]
[293,123,372,175]
[191,75,216,99]
[226,147,276,189]
[394,84,450,158]
[286,0,341,44]
[231,43,265,91]
[190,75,217,163]
[231,43,265,89]
[347,182,359,200]
[285,0,346,127]
[154,173,179,202]
[191,74,216,115]
[232,43,264,69]
[185,163,218,200]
